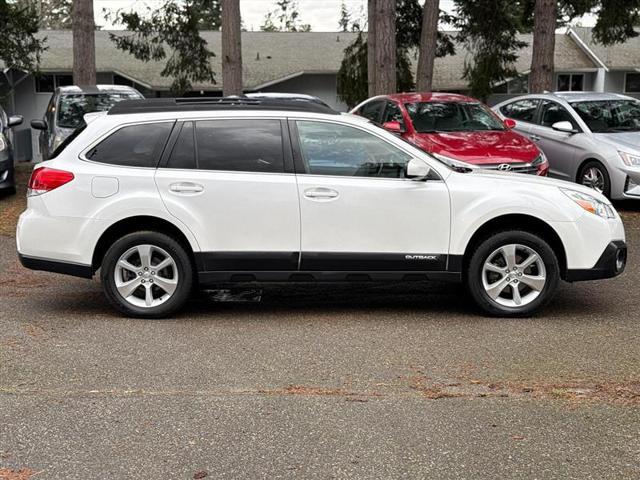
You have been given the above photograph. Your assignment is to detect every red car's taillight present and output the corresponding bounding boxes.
[27,167,74,196]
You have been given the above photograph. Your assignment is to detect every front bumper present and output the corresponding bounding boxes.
[0,156,14,191]
[565,241,627,282]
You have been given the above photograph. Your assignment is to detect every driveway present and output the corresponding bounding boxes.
[1,165,639,479]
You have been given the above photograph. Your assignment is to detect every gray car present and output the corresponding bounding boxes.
[30,85,143,160]
[493,92,640,199]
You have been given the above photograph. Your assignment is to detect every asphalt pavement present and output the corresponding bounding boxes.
[1,197,639,479]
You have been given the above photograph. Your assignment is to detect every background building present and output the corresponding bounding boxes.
[2,27,639,161]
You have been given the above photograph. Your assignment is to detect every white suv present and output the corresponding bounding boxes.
[17,98,627,318]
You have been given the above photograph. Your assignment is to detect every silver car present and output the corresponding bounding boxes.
[493,92,640,199]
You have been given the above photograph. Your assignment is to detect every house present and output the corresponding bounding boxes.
[1,27,639,161]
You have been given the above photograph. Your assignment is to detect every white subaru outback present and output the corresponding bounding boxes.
[17,98,627,318]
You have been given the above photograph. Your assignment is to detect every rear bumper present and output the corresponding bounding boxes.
[18,253,93,279]
[565,241,627,282]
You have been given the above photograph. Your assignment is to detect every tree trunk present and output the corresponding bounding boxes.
[373,0,396,95]
[222,0,243,96]
[72,0,96,85]
[529,0,557,93]
[416,0,439,92]
[367,0,377,97]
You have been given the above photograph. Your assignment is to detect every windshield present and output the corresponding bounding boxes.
[57,93,141,129]
[570,99,640,133]
[405,101,505,133]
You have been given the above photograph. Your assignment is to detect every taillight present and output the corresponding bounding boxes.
[27,167,74,196]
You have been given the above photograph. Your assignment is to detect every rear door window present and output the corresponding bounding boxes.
[499,99,540,123]
[195,119,284,173]
[85,122,173,168]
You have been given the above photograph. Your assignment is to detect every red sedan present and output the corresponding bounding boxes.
[350,92,548,175]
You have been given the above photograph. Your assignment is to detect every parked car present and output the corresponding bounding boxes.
[493,92,640,199]
[30,85,143,160]
[245,92,332,108]
[18,97,625,318]
[351,93,548,175]
[0,105,24,195]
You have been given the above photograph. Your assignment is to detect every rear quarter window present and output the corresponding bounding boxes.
[85,122,173,168]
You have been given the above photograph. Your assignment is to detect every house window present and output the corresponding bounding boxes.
[493,75,529,94]
[35,73,74,93]
[625,73,640,93]
[35,74,55,93]
[557,73,584,92]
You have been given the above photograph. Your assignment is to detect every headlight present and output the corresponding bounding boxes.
[561,188,616,219]
[619,151,640,166]
[531,151,547,166]
[431,152,478,172]
[52,135,65,152]
[0,133,6,152]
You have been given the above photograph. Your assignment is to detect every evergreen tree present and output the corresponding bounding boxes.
[18,0,73,29]
[453,0,526,102]
[0,0,46,74]
[260,0,311,32]
[338,0,454,108]
[108,0,219,94]
[339,1,350,32]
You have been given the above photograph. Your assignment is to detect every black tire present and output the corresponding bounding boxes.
[100,231,193,318]
[466,230,560,317]
[578,160,611,198]
[0,186,16,197]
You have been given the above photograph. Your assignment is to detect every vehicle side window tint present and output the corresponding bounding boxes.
[382,102,405,126]
[86,122,172,168]
[500,99,540,123]
[166,122,196,169]
[296,120,411,178]
[196,119,284,173]
[539,100,578,129]
[359,101,385,123]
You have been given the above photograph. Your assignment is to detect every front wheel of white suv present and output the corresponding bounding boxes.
[466,231,560,317]
[100,231,194,318]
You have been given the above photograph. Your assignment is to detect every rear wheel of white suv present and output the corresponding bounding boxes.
[100,231,193,318]
[466,231,560,317]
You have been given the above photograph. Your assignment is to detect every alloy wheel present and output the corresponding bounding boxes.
[481,244,547,308]
[581,167,605,193]
[114,244,179,308]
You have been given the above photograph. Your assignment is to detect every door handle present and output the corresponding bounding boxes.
[304,187,339,200]
[169,182,204,193]
[529,134,541,142]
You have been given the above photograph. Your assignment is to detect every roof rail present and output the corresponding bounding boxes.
[108,96,339,115]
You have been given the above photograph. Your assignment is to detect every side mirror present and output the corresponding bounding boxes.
[382,121,405,134]
[552,121,576,133]
[504,118,516,129]
[8,115,23,128]
[30,119,47,130]
[406,158,431,181]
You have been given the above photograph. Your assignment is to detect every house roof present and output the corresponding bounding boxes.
[5,30,360,91]
[432,32,597,90]
[0,30,606,92]
[570,26,640,71]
